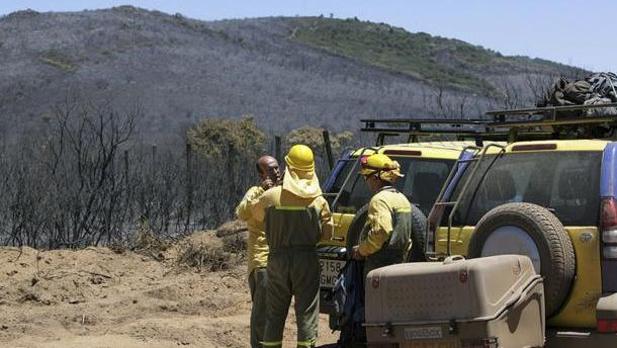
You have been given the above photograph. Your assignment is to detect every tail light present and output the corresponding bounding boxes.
[602,196,617,230]
[603,245,617,259]
[601,198,617,259]
[603,230,617,243]
[597,318,617,333]
[600,197,617,291]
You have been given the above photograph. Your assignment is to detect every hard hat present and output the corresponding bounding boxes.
[359,153,403,178]
[285,144,315,172]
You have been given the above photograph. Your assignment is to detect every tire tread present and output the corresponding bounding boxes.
[469,202,575,317]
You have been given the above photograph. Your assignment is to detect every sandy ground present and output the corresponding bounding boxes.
[0,232,338,348]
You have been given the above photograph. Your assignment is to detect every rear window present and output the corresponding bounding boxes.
[449,151,602,226]
[329,157,454,216]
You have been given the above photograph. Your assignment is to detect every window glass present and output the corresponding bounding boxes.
[329,157,454,216]
[449,152,601,226]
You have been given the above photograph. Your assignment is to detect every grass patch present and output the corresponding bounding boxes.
[39,49,77,72]
[289,18,585,91]
[290,18,500,93]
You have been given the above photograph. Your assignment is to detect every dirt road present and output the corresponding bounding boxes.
[0,232,338,347]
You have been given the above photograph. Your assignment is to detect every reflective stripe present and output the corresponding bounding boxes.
[395,208,412,213]
[274,206,307,211]
[261,341,282,347]
[297,339,315,347]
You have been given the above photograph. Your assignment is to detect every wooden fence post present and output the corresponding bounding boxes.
[124,149,131,220]
[274,135,282,164]
[185,142,193,233]
[322,130,334,171]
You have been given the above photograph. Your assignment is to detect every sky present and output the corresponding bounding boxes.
[1,0,615,72]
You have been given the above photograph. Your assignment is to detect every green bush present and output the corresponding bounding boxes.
[187,116,265,160]
[290,18,497,93]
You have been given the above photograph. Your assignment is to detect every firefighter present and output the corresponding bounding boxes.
[250,144,332,348]
[352,153,412,278]
[235,155,280,348]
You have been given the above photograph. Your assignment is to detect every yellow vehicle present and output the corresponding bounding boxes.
[318,118,490,325]
[427,104,617,347]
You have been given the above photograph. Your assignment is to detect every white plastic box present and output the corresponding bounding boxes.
[365,255,545,348]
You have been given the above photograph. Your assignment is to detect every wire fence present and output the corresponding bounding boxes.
[0,121,335,249]
[0,102,273,248]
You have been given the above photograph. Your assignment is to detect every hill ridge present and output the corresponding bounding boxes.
[0,7,586,140]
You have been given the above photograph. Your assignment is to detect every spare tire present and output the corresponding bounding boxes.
[407,207,427,262]
[345,204,427,262]
[468,202,575,317]
[345,205,369,258]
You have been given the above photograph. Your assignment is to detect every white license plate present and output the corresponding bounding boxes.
[319,259,345,288]
[404,327,443,340]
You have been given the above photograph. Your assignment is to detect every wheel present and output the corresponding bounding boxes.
[407,207,427,262]
[345,205,368,258]
[468,202,575,317]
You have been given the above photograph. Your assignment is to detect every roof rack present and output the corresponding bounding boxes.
[362,103,617,145]
[361,118,489,145]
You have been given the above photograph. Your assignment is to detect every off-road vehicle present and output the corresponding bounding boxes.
[318,119,493,322]
[426,103,617,346]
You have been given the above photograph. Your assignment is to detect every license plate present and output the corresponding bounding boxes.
[404,327,443,340]
[319,258,345,288]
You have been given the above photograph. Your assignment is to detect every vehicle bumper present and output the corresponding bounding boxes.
[546,293,617,347]
[546,329,617,347]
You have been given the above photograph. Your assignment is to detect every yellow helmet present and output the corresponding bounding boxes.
[359,153,404,182]
[285,144,315,172]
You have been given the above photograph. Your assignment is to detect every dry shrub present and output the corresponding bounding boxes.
[175,239,232,272]
[222,231,247,255]
[108,237,129,254]
[215,219,247,237]
[132,226,170,261]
